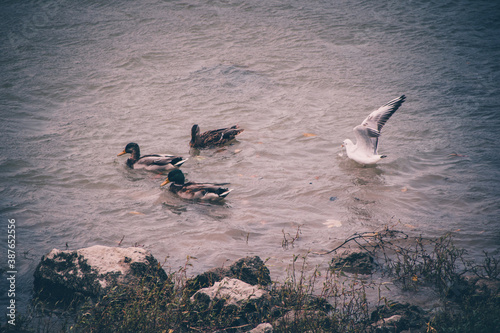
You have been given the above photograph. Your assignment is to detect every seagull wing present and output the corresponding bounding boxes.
[361,95,406,132]
[353,125,380,156]
[358,95,406,154]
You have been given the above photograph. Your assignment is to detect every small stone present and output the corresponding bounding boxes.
[249,323,273,333]
[370,302,429,332]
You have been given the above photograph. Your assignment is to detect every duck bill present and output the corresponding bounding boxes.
[117,150,127,156]
[160,179,170,187]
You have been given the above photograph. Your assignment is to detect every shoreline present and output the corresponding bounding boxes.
[3,229,499,332]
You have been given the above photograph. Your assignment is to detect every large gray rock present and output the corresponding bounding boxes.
[192,277,270,312]
[190,277,272,331]
[34,245,168,303]
[186,256,271,295]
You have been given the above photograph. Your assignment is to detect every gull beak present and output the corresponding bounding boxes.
[160,179,170,187]
[341,144,344,148]
[117,150,127,156]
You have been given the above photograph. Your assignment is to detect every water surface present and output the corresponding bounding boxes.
[1,0,499,315]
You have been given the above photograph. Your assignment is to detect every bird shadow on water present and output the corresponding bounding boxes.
[161,202,188,215]
[159,192,232,220]
[189,142,242,158]
[339,157,387,187]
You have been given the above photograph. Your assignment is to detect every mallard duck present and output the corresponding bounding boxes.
[117,142,187,172]
[160,169,232,201]
[342,95,406,165]
[190,124,244,148]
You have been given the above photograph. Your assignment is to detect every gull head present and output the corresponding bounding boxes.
[342,139,353,148]
[340,139,353,157]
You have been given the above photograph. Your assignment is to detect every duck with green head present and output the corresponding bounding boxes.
[161,169,232,201]
[117,142,187,172]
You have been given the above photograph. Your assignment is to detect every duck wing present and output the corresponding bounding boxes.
[179,182,232,200]
[137,154,187,167]
[199,125,243,146]
[221,126,244,140]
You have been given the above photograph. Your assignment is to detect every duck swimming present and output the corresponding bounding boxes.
[190,124,244,148]
[161,169,232,201]
[117,142,187,172]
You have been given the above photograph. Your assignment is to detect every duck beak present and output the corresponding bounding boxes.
[160,179,170,187]
[117,150,127,156]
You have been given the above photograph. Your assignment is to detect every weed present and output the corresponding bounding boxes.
[7,229,499,332]
[281,224,302,249]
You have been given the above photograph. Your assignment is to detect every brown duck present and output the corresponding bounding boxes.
[190,124,244,148]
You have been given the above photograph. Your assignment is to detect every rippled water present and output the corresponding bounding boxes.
[1,0,499,314]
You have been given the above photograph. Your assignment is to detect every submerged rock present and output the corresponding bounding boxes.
[33,245,168,304]
[330,251,375,275]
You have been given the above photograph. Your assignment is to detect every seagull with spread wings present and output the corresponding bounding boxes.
[342,95,406,165]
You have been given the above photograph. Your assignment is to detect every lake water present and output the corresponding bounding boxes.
[1,0,499,317]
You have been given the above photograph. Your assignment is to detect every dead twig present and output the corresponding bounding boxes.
[314,228,408,255]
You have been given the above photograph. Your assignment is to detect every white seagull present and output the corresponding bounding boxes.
[342,95,406,165]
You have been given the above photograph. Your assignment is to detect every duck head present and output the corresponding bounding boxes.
[117,142,140,157]
[161,169,185,186]
[190,124,200,147]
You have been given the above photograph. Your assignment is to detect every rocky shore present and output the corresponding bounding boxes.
[31,245,436,332]
[0,230,492,332]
